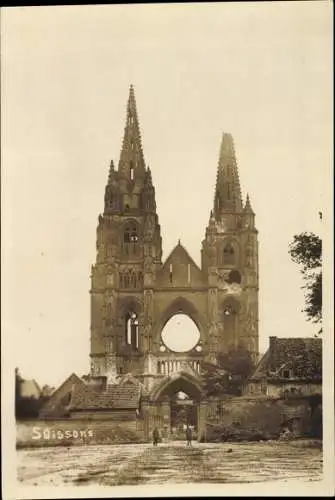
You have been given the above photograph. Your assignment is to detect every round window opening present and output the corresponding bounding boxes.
[161,313,200,352]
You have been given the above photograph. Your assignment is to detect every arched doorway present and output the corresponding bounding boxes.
[150,373,203,439]
[170,391,198,437]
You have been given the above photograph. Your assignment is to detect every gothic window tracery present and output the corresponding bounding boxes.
[123,221,140,256]
[125,311,139,349]
[119,270,143,289]
[223,243,235,265]
[105,187,120,212]
[108,192,113,208]
[125,273,130,288]
[124,222,138,243]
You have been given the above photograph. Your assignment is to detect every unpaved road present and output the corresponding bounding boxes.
[17,440,322,486]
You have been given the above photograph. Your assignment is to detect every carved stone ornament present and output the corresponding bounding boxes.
[145,215,155,237]
[144,256,153,272]
[217,270,229,289]
[106,274,114,286]
[216,220,226,234]
[247,305,257,332]
[144,292,153,319]
[224,282,242,294]
[144,273,153,287]
[208,245,217,265]
[209,291,218,320]
[245,237,253,267]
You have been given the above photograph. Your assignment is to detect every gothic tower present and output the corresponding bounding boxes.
[201,133,259,362]
[90,85,162,383]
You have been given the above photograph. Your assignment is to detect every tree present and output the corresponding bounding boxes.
[201,359,230,397]
[201,345,254,397]
[15,368,49,419]
[289,232,322,332]
[218,346,254,379]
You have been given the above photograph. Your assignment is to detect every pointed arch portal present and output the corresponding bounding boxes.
[150,373,203,433]
[151,372,203,401]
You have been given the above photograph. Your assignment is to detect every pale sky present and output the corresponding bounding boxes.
[162,314,201,353]
[1,3,333,387]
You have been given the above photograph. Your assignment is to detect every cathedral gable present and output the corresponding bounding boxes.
[157,243,205,287]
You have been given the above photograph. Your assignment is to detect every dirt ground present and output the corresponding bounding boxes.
[17,439,322,486]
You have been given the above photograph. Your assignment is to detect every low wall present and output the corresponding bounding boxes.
[16,418,145,448]
[204,396,317,441]
[70,410,136,420]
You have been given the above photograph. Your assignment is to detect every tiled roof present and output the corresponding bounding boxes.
[48,373,86,398]
[118,374,149,396]
[249,350,270,379]
[39,373,88,417]
[249,337,322,381]
[70,381,141,410]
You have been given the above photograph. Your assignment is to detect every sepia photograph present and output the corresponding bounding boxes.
[1,2,334,498]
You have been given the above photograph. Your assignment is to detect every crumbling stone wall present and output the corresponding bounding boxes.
[203,396,316,441]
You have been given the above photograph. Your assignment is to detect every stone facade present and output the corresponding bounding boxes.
[90,85,259,400]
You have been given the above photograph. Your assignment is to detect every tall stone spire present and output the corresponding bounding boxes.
[118,85,146,179]
[213,133,243,218]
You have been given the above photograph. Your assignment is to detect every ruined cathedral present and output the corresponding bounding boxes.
[90,85,259,395]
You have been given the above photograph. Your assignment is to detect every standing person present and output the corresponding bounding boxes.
[186,425,192,446]
[152,427,160,446]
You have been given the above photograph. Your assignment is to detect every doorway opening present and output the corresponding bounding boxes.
[157,375,202,438]
[170,391,198,436]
